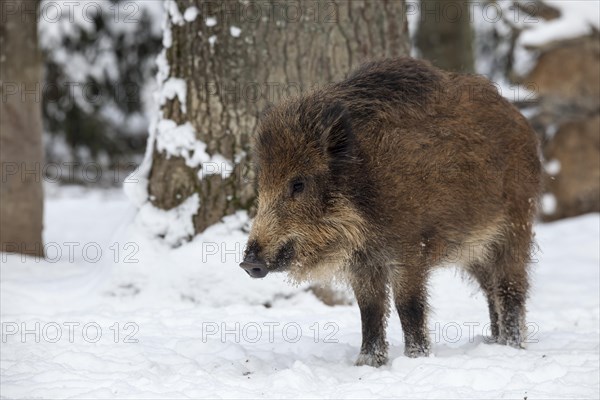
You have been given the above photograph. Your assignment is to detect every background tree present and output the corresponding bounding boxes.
[0,0,44,256]
[147,0,411,238]
[415,0,474,72]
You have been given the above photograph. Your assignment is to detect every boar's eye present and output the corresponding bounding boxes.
[289,178,305,197]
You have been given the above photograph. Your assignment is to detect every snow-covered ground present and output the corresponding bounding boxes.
[1,187,599,399]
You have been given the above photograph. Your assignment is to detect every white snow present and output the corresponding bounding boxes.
[160,77,187,114]
[206,17,217,27]
[1,187,599,398]
[162,0,183,48]
[165,0,184,26]
[545,159,561,176]
[230,26,242,38]
[153,120,231,173]
[518,0,600,48]
[542,193,558,215]
[183,6,199,22]
[155,120,210,168]
[153,120,233,177]
[136,193,199,247]
[511,41,536,79]
[405,1,420,58]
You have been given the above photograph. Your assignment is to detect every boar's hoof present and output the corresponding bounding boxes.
[497,323,526,349]
[355,352,388,368]
[497,335,526,349]
[404,342,431,358]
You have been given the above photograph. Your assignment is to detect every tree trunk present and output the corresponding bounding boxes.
[0,0,44,256]
[415,0,474,73]
[148,0,410,235]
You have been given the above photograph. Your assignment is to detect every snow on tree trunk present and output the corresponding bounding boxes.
[0,0,44,256]
[143,0,410,238]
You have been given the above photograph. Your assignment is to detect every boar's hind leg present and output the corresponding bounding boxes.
[392,268,431,358]
[350,265,390,368]
[495,252,529,349]
[468,264,500,341]
[471,238,530,349]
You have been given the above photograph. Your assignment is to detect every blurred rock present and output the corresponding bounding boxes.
[542,114,600,221]
[526,34,600,119]
[512,2,600,221]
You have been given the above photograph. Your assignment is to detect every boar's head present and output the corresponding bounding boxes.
[240,97,369,281]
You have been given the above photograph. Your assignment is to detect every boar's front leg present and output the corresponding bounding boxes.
[349,262,390,368]
[392,267,431,358]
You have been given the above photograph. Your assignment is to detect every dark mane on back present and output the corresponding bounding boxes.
[332,57,444,121]
[256,58,445,159]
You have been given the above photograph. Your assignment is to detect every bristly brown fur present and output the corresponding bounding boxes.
[244,57,542,367]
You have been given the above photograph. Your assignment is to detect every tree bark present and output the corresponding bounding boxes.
[148,0,410,235]
[0,0,44,256]
[415,0,474,73]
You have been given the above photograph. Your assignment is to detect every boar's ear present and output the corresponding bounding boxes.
[320,101,354,163]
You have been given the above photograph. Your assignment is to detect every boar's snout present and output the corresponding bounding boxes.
[240,245,268,278]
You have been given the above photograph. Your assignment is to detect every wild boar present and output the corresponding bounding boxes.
[240,57,542,367]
